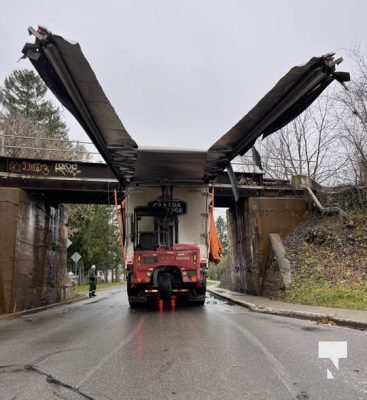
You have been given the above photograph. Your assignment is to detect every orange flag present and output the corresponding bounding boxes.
[208,191,222,264]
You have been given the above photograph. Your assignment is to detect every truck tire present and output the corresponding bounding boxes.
[128,298,140,309]
[127,275,134,296]
[127,274,140,308]
[158,273,172,300]
[192,287,206,306]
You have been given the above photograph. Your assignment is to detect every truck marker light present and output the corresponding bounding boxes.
[171,296,176,311]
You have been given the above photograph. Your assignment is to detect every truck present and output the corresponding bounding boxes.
[117,185,216,307]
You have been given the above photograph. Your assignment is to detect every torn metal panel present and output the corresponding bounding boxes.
[22,27,349,186]
[226,163,239,202]
[206,54,350,179]
[134,147,208,184]
[22,27,137,185]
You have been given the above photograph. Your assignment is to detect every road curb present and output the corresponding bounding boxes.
[208,287,367,330]
[0,294,89,320]
[0,285,126,320]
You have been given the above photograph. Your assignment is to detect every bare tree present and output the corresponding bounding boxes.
[0,113,90,161]
[0,69,92,162]
[334,49,367,185]
[259,95,347,185]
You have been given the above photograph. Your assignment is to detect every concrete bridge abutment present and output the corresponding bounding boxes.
[0,188,70,313]
[225,196,307,295]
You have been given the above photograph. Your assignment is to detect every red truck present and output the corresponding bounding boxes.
[116,185,219,307]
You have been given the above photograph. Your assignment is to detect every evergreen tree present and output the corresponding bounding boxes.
[0,69,67,138]
[207,216,229,281]
[216,215,229,256]
[67,205,122,280]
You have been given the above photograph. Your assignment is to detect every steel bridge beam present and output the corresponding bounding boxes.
[0,156,302,205]
[0,156,121,204]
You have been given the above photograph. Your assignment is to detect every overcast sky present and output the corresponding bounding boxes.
[0,0,366,150]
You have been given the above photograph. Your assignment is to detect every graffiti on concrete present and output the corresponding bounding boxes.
[9,160,50,176]
[54,163,81,177]
[8,160,82,177]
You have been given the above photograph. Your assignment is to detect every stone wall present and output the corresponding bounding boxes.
[224,196,307,295]
[0,188,70,313]
[316,186,367,210]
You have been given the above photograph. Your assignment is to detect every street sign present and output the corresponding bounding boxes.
[71,252,81,263]
[67,239,72,249]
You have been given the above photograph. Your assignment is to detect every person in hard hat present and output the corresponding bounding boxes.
[88,265,97,298]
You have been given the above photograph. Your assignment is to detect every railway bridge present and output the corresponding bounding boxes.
[0,154,307,313]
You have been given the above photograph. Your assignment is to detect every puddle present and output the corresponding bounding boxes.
[206,294,234,307]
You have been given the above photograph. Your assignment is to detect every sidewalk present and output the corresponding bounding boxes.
[208,286,367,330]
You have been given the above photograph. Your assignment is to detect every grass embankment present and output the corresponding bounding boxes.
[77,281,124,295]
[278,282,367,310]
[275,210,367,310]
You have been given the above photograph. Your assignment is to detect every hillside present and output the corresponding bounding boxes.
[274,209,367,310]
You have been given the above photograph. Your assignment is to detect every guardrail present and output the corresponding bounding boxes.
[0,134,104,163]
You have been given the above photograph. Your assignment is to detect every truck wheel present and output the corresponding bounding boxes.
[127,275,140,308]
[127,274,131,294]
[192,290,206,306]
[128,298,140,309]
[158,273,172,299]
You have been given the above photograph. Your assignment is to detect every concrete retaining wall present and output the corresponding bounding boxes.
[0,188,69,313]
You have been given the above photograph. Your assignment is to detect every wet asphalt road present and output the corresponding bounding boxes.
[0,287,366,400]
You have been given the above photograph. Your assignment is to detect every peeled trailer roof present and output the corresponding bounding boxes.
[22,26,350,185]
